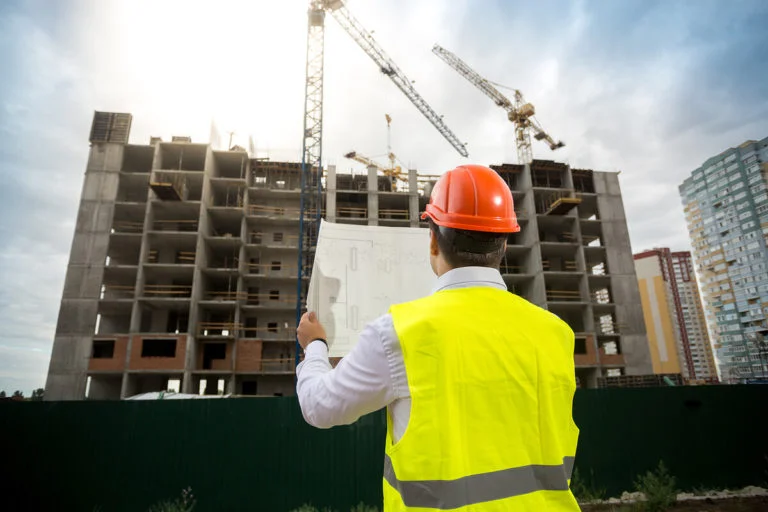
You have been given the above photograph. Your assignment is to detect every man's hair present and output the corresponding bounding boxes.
[428,219,507,268]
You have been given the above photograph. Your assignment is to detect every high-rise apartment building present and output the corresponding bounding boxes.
[634,248,718,382]
[45,112,652,400]
[679,137,768,382]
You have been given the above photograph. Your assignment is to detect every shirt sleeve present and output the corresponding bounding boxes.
[296,315,397,429]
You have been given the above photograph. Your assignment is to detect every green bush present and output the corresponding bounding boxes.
[570,468,606,503]
[633,461,677,512]
[147,487,196,512]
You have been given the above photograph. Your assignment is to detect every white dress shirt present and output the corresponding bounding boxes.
[296,266,508,442]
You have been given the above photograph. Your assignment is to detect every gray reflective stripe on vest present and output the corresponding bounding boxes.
[384,455,575,510]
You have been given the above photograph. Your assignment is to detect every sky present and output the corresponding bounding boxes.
[0,0,767,394]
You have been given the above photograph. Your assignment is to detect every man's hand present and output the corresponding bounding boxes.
[298,311,328,349]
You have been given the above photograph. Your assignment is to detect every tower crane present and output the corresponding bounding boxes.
[344,151,405,184]
[432,44,564,165]
[345,114,406,184]
[296,1,467,367]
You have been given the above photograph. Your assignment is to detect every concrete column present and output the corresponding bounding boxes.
[367,165,378,226]
[45,143,123,400]
[326,164,337,223]
[594,172,653,375]
[408,169,419,227]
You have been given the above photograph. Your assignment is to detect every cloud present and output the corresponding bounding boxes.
[1,0,767,392]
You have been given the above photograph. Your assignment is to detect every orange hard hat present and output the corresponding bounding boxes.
[421,164,520,233]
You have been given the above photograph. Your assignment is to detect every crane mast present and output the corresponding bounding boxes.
[295,3,327,368]
[432,44,564,164]
[295,1,468,367]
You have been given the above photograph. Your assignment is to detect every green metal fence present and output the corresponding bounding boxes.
[1,386,766,511]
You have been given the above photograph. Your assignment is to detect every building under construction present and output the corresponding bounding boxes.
[44,112,653,400]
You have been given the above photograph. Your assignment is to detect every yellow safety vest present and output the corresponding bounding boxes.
[385,286,580,511]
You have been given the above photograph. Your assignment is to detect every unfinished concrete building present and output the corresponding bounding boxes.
[45,112,651,400]
[490,161,652,387]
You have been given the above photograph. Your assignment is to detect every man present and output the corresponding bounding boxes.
[297,164,580,510]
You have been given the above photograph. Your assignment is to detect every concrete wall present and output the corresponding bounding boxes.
[45,142,123,400]
[594,172,653,374]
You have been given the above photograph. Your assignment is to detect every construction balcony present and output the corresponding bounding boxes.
[571,169,596,194]
[149,200,200,234]
[490,163,524,191]
[544,274,585,304]
[240,316,295,342]
[156,142,206,173]
[116,171,150,204]
[336,192,368,223]
[208,178,246,210]
[207,212,243,251]
[150,171,199,202]
[246,230,301,250]
[576,193,599,219]
[212,150,248,180]
[138,306,189,335]
[203,243,240,277]
[534,189,582,217]
[500,248,532,276]
[98,290,133,331]
[95,309,131,337]
[111,204,145,236]
[106,236,141,268]
[121,144,154,173]
[198,274,240,309]
[250,161,303,190]
[247,202,303,221]
[139,279,193,309]
[529,160,567,187]
[378,194,412,227]
[538,223,578,245]
[241,285,298,312]
[244,259,308,281]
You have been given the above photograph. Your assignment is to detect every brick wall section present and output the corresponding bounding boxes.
[129,335,187,370]
[195,342,233,371]
[573,334,599,366]
[236,340,263,372]
[88,336,129,371]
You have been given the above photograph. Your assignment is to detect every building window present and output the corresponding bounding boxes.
[92,340,115,359]
[271,261,281,271]
[141,339,176,358]
[269,290,280,301]
[273,232,284,242]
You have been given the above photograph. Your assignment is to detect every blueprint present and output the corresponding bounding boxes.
[307,220,436,357]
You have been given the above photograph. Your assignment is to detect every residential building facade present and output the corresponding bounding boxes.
[679,137,768,382]
[634,248,718,382]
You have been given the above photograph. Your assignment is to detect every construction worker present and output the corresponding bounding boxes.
[297,164,580,511]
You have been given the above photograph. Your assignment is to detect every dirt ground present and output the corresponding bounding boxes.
[581,496,768,511]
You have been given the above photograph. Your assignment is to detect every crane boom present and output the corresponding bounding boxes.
[344,151,406,182]
[432,44,515,113]
[432,43,564,164]
[326,3,468,157]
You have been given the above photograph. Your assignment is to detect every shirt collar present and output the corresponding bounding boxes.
[431,266,508,294]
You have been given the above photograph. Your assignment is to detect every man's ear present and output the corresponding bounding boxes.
[430,229,439,256]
